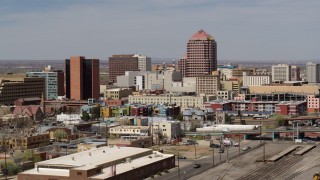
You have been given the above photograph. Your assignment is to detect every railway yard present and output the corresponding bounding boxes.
[189,142,320,180]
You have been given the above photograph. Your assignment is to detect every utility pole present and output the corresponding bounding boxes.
[238,135,241,155]
[212,143,214,167]
[226,145,229,163]
[260,118,262,144]
[178,151,181,180]
[106,121,109,145]
[263,135,266,162]
[194,143,197,159]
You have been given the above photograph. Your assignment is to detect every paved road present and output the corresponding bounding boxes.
[156,140,261,180]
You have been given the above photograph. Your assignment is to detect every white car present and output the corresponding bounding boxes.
[242,146,251,151]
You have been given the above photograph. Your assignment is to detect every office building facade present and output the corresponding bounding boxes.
[26,70,64,99]
[108,54,139,83]
[133,54,152,71]
[306,62,320,83]
[178,29,217,77]
[0,75,45,105]
[271,64,291,82]
[65,56,100,100]
[242,72,271,86]
[291,65,301,81]
[196,75,220,95]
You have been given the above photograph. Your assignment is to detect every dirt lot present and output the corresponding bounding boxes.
[151,140,213,159]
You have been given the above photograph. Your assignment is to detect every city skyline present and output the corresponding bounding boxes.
[0,0,319,61]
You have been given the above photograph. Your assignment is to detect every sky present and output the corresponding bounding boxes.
[0,0,319,61]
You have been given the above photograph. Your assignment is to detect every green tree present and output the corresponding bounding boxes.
[22,150,33,161]
[81,111,90,121]
[274,114,285,126]
[225,114,233,124]
[1,160,22,175]
[53,130,68,141]
[172,113,183,121]
[91,107,100,120]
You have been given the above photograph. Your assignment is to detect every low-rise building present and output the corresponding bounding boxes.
[108,136,153,148]
[13,105,44,121]
[0,114,32,127]
[105,88,133,100]
[275,101,307,115]
[129,94,214,110]
[56,113,81,125]
[109,126,149,138]
[18,146,175,180]
[307,95,320,113]
[151,119,181,139]
[0,134,50,150]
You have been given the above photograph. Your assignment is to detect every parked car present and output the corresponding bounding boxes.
[233,142,239,147]
[210,143,220,148]
[242,146,251,151]
[307,140,315,144]
[218,149,224,153]
[177,156,187,159]
[182,142,190,146]
[193,163,201,168]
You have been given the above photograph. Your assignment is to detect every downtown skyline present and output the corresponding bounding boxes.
[0,0,319,61]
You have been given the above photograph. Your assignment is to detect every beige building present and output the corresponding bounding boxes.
[0,114,32,127]
[272,64,291,82]
[196,75,220,95]
[105,88,133,100]
[248,84,320,94]
[151,120,181,139]
[0,74,45,105]
[129,94,215,110]
[0,133,50,150]
[109,126,149,137]
[220,79,242,94]
[0,106,11,117]
[243,72,271,86]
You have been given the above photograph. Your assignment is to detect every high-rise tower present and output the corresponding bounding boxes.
[306,62,320,83]
[178,29,217,77]
[65,56,100,100]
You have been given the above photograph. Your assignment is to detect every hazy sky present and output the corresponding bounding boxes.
[0,0,319,61]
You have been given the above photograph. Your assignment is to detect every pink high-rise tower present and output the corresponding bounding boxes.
[178,29,217,77]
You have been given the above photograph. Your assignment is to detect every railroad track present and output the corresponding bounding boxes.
[216,145,264,180]
[285,145,320,180]
[237,150,304,180]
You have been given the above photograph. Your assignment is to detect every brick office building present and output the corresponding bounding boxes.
[108,54,139,83]
[65,56,100,100]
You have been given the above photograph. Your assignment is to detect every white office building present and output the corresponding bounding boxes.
[272,64,291,82]
[243,72,271,86]
[134,54,152,71]
[306,62,320,83]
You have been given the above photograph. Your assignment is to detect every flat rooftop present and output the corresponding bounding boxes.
[19,146,173,179]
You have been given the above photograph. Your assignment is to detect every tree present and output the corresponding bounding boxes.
[91,107,100,120]
[275,114,285,126]
[225,114,233,124]
[53,130,68,141]
[172,113,183,121]
[81,111,90,121]
[0,160,22,175]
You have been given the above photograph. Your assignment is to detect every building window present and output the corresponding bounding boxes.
[77,172,83,175]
